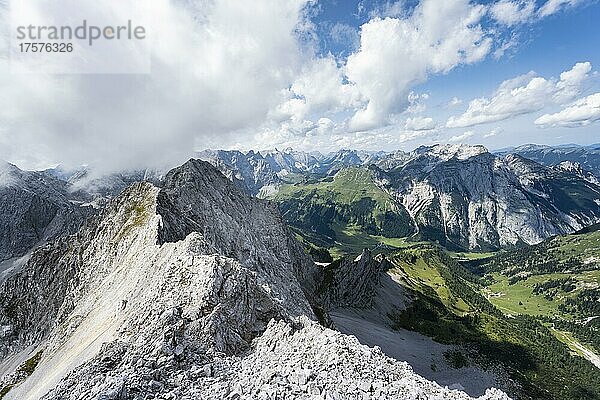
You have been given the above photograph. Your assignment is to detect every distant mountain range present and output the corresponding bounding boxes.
[195,148,386,197]
[199,144,600,251]
[495,143,600,177]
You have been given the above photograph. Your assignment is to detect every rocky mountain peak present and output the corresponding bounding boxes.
[554,160,600,185]
[0,162,90,264]
[423,144,489,161]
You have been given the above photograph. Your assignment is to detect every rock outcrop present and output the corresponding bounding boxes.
[0,161,89,263]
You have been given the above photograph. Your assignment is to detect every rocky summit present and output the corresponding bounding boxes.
[0,159,509,400]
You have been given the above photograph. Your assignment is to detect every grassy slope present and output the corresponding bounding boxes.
[483,271,600,317]
[388,246,600,400]
[479,228,600,320]
[276,167,393,204]
[273,167,415,256]
[473,228,600,382]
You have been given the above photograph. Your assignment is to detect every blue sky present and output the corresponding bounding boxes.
[298,0,600,150]
[1,0,599,171]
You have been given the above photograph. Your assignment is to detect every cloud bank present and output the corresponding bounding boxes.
[0,0,596,172]
[446,62,593,128]
[535,92,600,127]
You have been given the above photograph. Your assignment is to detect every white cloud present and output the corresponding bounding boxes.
[345,0,492,131]
[554,61,592,103]
[489,0,587,27]
[448,97,463,107]
[406,92,430,114]
[1,0,593,171]
[484,127,503,137]
[405,116,436,131]
[249,116,439,153]
[0,0,312,171]
[274,55,361,122]
[538,0,582,17]
[449,131,475,142]
[446,62,593,128]
[535,93,600,127]
[490,0,536,26]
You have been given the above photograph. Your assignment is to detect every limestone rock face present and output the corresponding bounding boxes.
[0,160,508,400]
[318,249,392,310]
[0,161,89,263]
[381,146,600,251]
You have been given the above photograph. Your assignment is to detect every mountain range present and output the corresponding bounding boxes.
[0,143,599,399]
[495,143,600,177]
[0,159,510,400]
[198,144,600,252]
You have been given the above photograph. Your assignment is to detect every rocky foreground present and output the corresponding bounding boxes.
[0,160,509,399]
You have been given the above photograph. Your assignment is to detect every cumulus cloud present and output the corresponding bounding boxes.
[405,116,436,131]
[345,0,492,131]
[449,131,475,142]
[446,62,593,128]
[274,55,361,123]
[535,93,600,127]
[490,0,536,26]
[0,0,312,171]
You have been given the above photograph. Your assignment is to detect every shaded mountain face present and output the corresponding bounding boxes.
[0,160,507,400]
[0,162,90,263]
[499,143,600,178]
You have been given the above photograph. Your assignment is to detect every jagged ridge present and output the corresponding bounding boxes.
[0,160,508,400]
